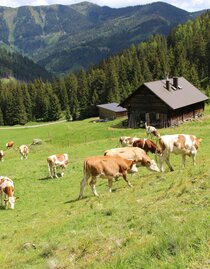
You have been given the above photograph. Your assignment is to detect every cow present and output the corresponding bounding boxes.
[104,147,160,172]
[158,134,202,172]
[145,122,160,139]
[0,150,5,161]
[119,136,140,147]
[78,155,138,199]
[0,176,17,209]
[19,145,29,160]
[47,154,68,178]
[6,141,14,149]
[133,138,162,155]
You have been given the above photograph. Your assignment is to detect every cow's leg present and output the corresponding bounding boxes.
[108,177,113,192]
[182,154,186,168]
[53,166,58,178]
[78,176,88,199]
[4,194,9,209]
[165,155,174,171]
[48,163,53,178]
[61,166,65,177]
[122,173,133,188]
[0,191,3,207]
[90,177,99,197]
[159,151,174,172]
[192,154,196,166]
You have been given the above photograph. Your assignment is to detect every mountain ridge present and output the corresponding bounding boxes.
[0,1,208,74]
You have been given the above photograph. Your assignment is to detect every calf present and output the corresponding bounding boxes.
[47,154,68,178]
[6,141,14,149]
[0,176,17,209]
[78,155,138,199]
[104,147,160,172]
[19,145,29,160]
[0,150,5,161]
[158,134,202,172]
[133,138,162,155]
[119,136,140,147]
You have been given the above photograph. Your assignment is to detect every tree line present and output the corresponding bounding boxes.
[0,12,209,126]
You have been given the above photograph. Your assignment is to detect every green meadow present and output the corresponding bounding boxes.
[0,108,209,269]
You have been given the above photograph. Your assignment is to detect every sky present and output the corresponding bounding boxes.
[0,0,209,12]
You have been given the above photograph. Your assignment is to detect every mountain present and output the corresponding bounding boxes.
[0,1,207,74]
[0,43,52,81]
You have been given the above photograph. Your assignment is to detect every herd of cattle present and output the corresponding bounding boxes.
[0,123,202,209]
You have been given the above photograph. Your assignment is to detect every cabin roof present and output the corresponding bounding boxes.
[120,77,209,110]
[97,102,127,112]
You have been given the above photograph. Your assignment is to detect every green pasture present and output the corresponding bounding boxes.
[0,108,209,269]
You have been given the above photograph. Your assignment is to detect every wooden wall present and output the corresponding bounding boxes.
[124,86,205,128]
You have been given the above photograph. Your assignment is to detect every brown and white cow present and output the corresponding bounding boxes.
[0,176,17,209]
[132,138,162,158]
[158,134,202,172]
[119,136,140,147]
[6,141,14,149]
[0,150,5,161]
[78,155,138,199]
[145,122,160,139]
[47,154,68,178]
[104,147,160,172]
[19,145,29,160]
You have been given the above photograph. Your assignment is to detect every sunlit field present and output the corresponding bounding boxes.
[0,107,209,269]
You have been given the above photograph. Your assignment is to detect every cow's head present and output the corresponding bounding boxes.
[147,159,160,172]
[5,196,18,209]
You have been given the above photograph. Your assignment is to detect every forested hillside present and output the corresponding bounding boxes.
[0,2,204,74]
[0,12,209,126]
[0,45,52,81]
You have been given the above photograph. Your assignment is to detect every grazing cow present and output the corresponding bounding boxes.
[6,141,14,149]
[158,134,202,172]
[31,138,42,145]
[104,147,160,172]
[78,155,138,199]
[133,138,162,155]
[119,136,140,147]
[47,154,68,178]
[145,122,160,139]
[0,150,5,161]
[0,176,17,209]
[19,145,29,160]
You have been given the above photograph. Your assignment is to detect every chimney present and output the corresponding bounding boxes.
[166,79,170,91]
[173,77,178,88]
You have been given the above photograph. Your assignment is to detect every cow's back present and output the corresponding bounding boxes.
[84,155,132,177]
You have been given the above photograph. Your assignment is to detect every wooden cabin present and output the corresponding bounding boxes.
[97,103,127,120]
[120,77,209,128]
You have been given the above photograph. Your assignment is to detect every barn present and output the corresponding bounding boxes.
[97,103,127,120]
[120,77,209,128]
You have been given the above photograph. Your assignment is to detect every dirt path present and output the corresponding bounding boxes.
[0,120,67,130]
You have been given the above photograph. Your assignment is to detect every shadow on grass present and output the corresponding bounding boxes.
[38,174,64,181]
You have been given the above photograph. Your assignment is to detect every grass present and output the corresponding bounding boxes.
[0,108,209,269]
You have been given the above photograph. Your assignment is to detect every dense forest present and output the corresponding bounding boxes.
[0,46,52,81]
[0,12,209,126]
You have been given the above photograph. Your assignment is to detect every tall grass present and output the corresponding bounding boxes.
[0,108,209,269]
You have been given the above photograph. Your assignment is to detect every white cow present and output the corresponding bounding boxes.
[158,134,202,172]
[47,154,69,178]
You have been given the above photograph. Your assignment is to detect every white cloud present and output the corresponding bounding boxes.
[0,0,209,11]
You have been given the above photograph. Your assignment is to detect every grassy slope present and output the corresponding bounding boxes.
[0,109,209,269]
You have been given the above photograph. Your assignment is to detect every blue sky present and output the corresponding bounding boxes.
[0,0,209,12]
